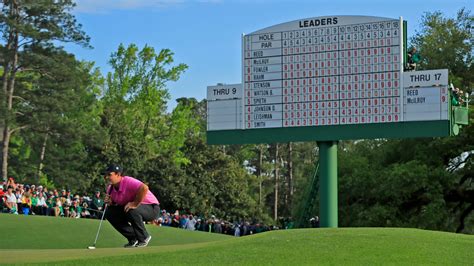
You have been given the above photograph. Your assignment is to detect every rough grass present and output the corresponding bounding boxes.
[1,214,473,265]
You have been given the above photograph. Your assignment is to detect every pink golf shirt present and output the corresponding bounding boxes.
[108,176,159,206]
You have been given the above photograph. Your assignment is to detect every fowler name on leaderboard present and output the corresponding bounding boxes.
[299,17,338,28]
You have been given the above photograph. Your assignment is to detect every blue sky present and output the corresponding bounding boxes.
[68,0,472,110]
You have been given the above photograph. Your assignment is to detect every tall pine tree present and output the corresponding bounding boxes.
[0,0,89,181]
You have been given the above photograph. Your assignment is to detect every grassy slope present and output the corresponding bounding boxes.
[1,214,473,265]
[0,213,229,249]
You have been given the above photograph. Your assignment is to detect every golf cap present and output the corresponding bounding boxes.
[104,164,122,174]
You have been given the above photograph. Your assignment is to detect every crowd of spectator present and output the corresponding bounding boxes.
[152,210,287,237]
[1,177,319,237]
[451,85,468,107]
[0,177,105,219]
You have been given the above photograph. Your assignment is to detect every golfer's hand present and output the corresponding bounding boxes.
[104,194,112,204]
[124,202,139,212]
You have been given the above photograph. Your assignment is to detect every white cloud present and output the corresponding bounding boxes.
[74,0,192,13]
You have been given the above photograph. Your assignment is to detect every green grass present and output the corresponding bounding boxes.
[1,214,473,265]
[0,213,228,249]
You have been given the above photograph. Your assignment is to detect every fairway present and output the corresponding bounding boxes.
[1,214,473,265]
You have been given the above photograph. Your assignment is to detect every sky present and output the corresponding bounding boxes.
[68,0,472,110]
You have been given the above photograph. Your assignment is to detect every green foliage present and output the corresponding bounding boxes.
[1,0,91,181]
[165,102,197,165]
[38,171,55,189]
[7,134,33,181]
[338,134,473,232]
[160,131,260,221]
[0,0,90,47]
[6,47,104,192]
[140,98,264,221]
[411,8,473,90]
[101,43,190,173]
[289,142,319,214]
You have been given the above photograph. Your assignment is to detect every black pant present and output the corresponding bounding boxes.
[106,204,160,242]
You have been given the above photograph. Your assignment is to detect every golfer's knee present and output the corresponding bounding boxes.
[125,209,141,219]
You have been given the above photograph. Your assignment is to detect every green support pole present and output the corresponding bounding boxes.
[318,141,338,228]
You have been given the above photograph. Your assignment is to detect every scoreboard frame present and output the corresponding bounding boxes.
[207,120,452,144]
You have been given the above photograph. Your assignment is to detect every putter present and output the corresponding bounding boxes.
[88,184,112,250]
[87,203,108,249]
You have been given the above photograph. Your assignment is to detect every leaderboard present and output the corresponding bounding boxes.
[243,16,403,129]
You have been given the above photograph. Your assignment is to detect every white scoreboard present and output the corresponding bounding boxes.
[207,84,243,131]
[243,16,404,129]
[403,69,449,121]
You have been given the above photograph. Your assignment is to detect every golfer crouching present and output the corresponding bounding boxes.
[103,164,160,248]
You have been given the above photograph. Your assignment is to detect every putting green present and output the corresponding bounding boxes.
[1,214,473,265]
